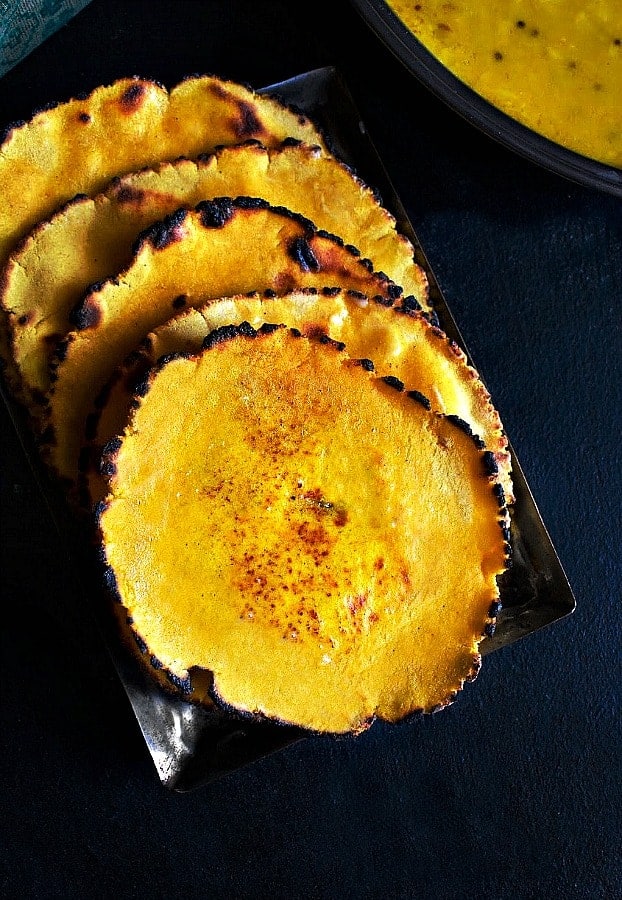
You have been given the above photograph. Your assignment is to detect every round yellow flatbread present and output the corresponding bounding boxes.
[97,324,509,734]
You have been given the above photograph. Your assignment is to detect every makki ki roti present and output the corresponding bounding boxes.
[2,140,429,415]
[85,289,512,509]
[97,323,510,734]
[0,74,330,269]
[43,197,402,485]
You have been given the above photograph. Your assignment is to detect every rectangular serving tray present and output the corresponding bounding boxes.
[1,66,575,792]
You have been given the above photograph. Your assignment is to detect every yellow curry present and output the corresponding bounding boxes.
[386,0,622,167]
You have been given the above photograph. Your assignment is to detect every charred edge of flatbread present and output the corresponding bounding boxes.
[0,192,93,407]
[0,77,150,144]
[101,141,422,299]
[0,139,428,407]
[65,196,402,332]
[96,322,510,715]
[77,286,512,510]
[393,299,513,501]
[77,286,374,500]
[0,72,328,151]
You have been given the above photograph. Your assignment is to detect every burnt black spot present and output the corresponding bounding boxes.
[484,622,496,638]
[493,482,506,508]
[57,193,88,216]
[133,373,153,397]
[197,197,235,228]
[318,334,345,352]
[146,208,188,250]
[382,375,404,392]
[93,499,108,525]
[315,227,342,246]
[504,539,513,562]
[17,313,31,326]
[494,51,503,61]
[482,450,499,476]
[70,297,102,331]
[78,112,91,123]
[516,19,526,28]
[258,323,282,336]
[289,236,320,272]
[202,323,244,350]
[289,327,302,338]
[235,100,263,138]
[172,294,187,310]
[133,632,148,654]
[446,414,485,448]
[150,655,163,671]
[373,294,394,307]
[238,320,258,338]
[235,196,269,210]
[355,358,375,372]
[101,436,122,465]
[120,82,146,111]
[263,288,277,299]
[400,295,422,314]
[407,389,431,410]
[488,600,502,618]
[103,564,120,599]
[115,185,146,205]
[281,136,303,148]
[323,287,341,297]
[344,243,361,257]
[100,457,117,479]
[166,670,192,694]
[34,99,61,115]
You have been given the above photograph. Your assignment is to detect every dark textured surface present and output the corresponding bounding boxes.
[1,2,621,897]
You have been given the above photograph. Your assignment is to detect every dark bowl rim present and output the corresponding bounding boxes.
[350,0,622,198]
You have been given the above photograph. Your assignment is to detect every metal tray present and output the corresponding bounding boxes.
[350,0,622,198]
[1,66,575,792]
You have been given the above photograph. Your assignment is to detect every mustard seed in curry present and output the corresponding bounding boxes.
[387,0,622,167]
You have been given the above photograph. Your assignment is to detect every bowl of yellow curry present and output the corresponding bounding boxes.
[352,0,622,195]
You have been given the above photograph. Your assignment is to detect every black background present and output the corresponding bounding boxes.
[1,2,621,897]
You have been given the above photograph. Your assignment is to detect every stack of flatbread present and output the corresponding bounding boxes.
[0,74,511,735]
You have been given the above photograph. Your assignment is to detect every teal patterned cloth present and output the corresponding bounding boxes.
[0,0,92,78]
